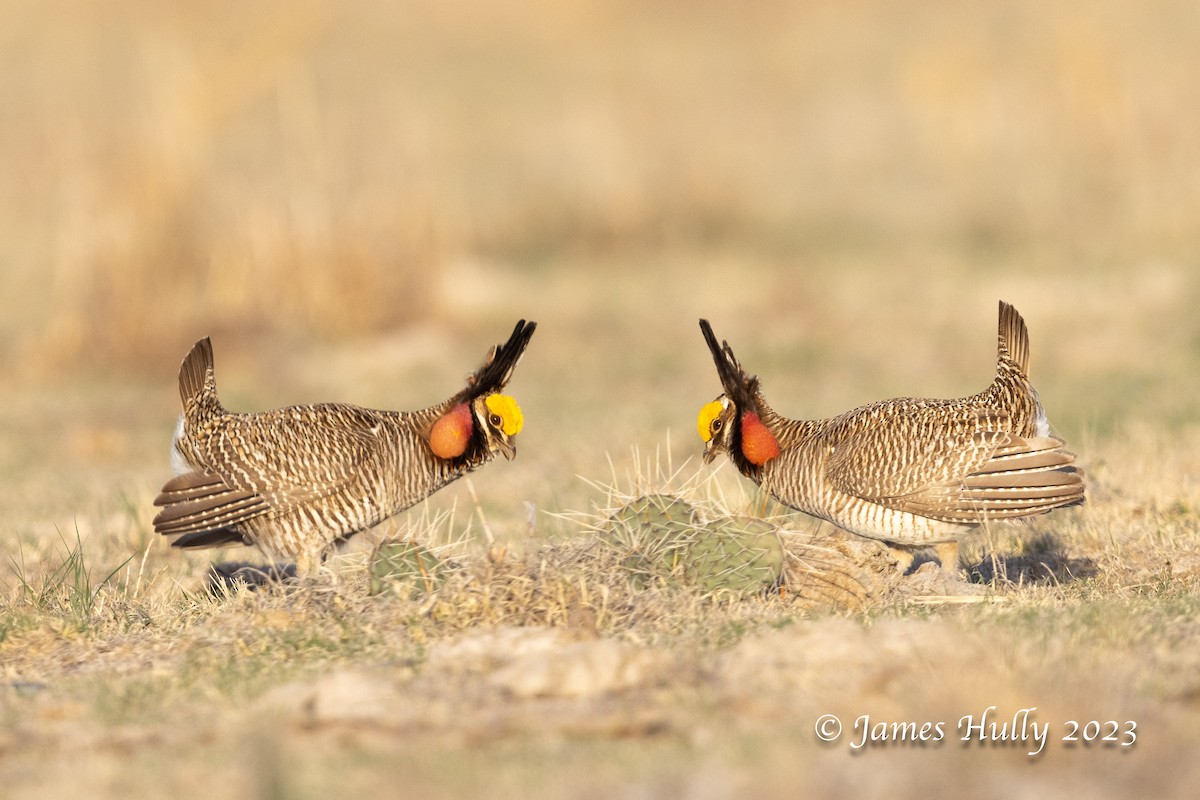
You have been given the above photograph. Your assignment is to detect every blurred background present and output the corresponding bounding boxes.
[2,0,1198,537]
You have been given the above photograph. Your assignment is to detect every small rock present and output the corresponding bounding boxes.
[488,639,660,699]
[427,626,587,673]
[257,670,402,725]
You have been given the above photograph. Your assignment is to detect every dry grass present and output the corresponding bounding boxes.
[4,428,1200,799]
[3,1,1200,798]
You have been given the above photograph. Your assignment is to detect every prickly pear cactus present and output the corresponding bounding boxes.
[682,516,785,597]
[605,494,699,545]
[369,539,446,597]
[603,496,785,596]
[603,494,700,586]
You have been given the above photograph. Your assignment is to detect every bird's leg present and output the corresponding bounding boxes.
[935,541,961,575]
[889,546,915,574]
[294,551,320,580]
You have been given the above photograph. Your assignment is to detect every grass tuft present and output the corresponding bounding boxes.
[7,524,132,631]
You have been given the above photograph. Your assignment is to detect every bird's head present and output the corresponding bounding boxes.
[697,396,736,464]
[474,392,524,460]
[428,392,525,463]
[697,320,781,476]
[426,320,535,465]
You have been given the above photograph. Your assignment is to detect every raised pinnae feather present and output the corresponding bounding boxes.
[698,319,759,411]
[456,319,537,403]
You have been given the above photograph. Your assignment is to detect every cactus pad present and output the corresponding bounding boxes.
[604,495,785,596]
[603,494,701,585]
[682,516,785,596]
[369,539,447,597]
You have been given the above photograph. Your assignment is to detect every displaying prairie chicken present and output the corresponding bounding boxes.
[154,320,536,576]
[697,302,1083,573]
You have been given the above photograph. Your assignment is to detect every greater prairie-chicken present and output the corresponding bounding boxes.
[154,320,536,575]
[697,302,1083,573]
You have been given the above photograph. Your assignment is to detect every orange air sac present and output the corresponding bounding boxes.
[740,411,780,465]
[429,403,473,458]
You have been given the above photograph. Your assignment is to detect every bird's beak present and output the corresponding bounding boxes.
[498,439,517,461]
[702,445,717,464]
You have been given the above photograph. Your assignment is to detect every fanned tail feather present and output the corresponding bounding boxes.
[956,435,1084,520]
[153,471,269,537]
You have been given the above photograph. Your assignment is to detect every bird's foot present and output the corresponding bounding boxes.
[889,546,916,575]
[934,542,963,578]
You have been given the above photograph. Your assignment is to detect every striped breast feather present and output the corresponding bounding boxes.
[892,434,1084,523]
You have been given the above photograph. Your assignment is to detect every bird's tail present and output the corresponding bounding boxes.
[177,337,219,411]
[997,300,1031,375]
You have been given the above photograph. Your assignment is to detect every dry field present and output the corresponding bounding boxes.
[3,2,1200,798]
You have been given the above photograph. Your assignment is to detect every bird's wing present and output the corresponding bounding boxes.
[155,404,387,536]
[823,401,1007,498]
[823,401,1082,523]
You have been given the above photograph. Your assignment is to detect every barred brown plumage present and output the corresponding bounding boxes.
[153,320,536,576]
[697,301,1084,574]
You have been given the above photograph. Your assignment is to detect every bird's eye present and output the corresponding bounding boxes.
[712,419,723,433]
[489,414,503,427]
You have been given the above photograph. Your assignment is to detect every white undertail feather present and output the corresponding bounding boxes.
[1033,397,1051,438]
[169,416,191,476]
